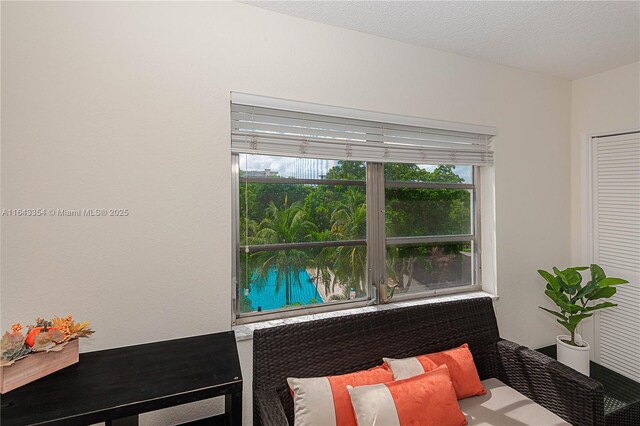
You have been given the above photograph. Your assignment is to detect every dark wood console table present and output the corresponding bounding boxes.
[1,331,242,425]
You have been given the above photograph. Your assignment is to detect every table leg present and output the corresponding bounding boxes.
[225,391,242,426]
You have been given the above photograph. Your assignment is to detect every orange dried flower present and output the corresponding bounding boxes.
[51,315,93,341]
[11,323,22,335]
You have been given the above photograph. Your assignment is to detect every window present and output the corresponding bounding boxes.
[231,94,494,323]
[236,154,368,314]
[384,163,477,297]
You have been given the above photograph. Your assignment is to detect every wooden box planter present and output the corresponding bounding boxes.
[0,338,79,393]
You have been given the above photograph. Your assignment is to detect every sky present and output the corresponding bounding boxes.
[240,154,472,183]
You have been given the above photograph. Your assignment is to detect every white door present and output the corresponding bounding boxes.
[591,132,640,381]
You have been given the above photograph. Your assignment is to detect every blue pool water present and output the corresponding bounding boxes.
[247,268,322,311]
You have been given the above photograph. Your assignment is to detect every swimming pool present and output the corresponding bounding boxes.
[246,268,322,312]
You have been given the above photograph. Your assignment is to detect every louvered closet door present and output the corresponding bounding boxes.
[592,132,640,381]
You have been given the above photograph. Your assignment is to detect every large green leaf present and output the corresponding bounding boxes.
[589,286,616,300]
[553,267,567,284]
[562,268,583,287]
[568,303,583,314]
[580,302,617,312]
[538,269,560,291]
[545,289,569,311]
[573,280,598,302]
[539,306,566,319]
[553,267,578,293]
[556,290,570,303]
[546,289,581,313]
[557,319,576,332]
[545,289,561,303]
[568,313,592,325]
[590,264,606,283]
[597,277,629,287]
[545,288,567,301]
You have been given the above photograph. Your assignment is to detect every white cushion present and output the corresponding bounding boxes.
[459,378,570,426]
[287,377,337,426]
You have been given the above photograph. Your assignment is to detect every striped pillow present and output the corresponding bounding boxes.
[384,343,486,399]
[347,365,468,426]
[287,365,393,426]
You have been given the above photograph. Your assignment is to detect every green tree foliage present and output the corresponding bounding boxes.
[385,164,469,237]
[326,161,366,180]
[239,182,311,242]
[308,230,334,295]
[248,198,316,306]
[330,191,368,293]
[384,165,469,292]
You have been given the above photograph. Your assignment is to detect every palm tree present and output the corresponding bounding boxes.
[330,191,367,295]
[249,197,316,306]
[308,229,335,296]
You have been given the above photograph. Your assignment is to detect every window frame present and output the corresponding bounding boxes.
[231,154,481,325]
[382,165,482,304]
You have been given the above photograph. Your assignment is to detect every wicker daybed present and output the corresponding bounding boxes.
[253,297,605,425]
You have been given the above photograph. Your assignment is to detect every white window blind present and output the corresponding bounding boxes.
[231,94,495,166]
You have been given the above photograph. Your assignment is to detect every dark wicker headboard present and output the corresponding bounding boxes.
[253,297,501,424]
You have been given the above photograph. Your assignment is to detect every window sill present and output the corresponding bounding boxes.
[232,291,498,342]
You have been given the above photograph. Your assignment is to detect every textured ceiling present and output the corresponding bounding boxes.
[241,1,640,80]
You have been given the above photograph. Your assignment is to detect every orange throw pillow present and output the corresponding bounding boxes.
[287,365,394,426]
[347,365,468,426]
[384,343,486,399]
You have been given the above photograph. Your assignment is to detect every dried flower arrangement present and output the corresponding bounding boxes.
[1,316,94,367]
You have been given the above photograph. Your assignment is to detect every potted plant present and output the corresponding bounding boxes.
[537,264,629,375]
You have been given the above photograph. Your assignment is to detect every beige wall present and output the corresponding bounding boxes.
[569,61,640,356]
[570,61,640,263]
[2,2,572,424]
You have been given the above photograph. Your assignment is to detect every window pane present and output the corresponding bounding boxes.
[239,155,366,245]
[386,242,473,295]
[385,188,471,237]
[237,154,369,315]
[240,154,365,181]
[238,246,367,314]
[384,164,472,184]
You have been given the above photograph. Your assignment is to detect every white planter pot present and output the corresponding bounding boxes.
[556,335,590,376]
